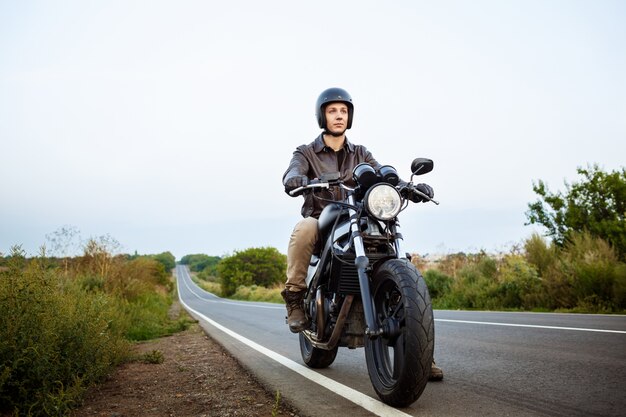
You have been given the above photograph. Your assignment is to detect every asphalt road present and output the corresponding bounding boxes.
[175,265,626,417]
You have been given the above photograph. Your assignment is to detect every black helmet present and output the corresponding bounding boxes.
[315,87,354,130]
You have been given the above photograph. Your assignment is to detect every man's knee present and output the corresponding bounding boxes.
[292,217,318,246]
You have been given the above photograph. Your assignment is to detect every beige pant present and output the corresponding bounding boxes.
[285,217,319,292]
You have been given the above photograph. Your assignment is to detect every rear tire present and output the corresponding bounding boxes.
[299,332,339,368]
[364,259,434,407]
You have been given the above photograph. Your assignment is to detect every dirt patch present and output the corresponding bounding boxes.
[72,309,299,417]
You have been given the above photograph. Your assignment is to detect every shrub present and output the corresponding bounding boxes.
[0,249,128,415]
[423,269,453,300]
[151,252,176,271]
[0,241,191,415]
[140,350,165,364]
[559,232,626,312]
[217,247,286,297]
[438,256,499,310]
[496,255,542,309]
[524,233,558,279]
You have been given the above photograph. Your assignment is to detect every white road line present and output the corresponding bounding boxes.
[435,319,626,334]
[178,269,283,309]
[436,309,625,317]
[177,266,625,334]
[176,268,411,417]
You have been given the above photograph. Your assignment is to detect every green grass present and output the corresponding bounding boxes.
[192,276,284,303]
[232,284,284,303]
[123,292,194,341]
[192,276,223,296]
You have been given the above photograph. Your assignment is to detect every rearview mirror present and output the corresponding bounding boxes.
[410,158,434,176]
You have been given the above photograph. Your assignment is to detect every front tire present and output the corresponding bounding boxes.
[365,259,434,407]
[299,332,339,368]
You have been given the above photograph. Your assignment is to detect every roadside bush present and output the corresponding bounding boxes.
[495,255,542,309]
[197,266,219,282]
[151,251,176,271]
[217,247,286,297]
[524,233,558,279]
[418,233,626,313]
[440,256,499,309]
[434,252,469,279]
[75,255,171,302]
[422,269,453,301]
[0,241,190,416]
[0,249,128,415]
[521,231,626,312]
[559,232,626,312]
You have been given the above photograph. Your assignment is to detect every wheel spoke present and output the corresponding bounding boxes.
[382,338,394,378]
[392,334,405,380]
[390,296,403,319]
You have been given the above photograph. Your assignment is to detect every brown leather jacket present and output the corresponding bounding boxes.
[283,134,382,218]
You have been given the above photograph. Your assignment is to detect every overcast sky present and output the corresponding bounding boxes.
[1,0,625,259]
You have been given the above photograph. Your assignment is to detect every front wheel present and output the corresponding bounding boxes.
[365,259,434,407]
[299,332,338,368]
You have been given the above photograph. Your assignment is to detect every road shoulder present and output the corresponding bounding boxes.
[71,314,299,416]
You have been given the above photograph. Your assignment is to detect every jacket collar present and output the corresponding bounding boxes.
[313,133,355,153]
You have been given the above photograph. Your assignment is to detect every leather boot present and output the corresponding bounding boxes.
[429,360,444,381]
[281,289,307,333]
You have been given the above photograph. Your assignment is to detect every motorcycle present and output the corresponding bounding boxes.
[288,158,438,407]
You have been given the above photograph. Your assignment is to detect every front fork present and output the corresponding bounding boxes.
[348,196,404,338]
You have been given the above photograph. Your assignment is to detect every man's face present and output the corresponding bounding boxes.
[325,102,349,136]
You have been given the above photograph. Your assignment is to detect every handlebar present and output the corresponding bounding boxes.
[290,181,439,205]
[288,181,356,197]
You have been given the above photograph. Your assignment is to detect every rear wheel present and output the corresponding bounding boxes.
[364,259,434,407]
[299,332,338,368]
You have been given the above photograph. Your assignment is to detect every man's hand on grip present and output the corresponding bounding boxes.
[284,175,308,196]
[401,183,434,203]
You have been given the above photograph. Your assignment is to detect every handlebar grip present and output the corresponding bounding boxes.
[413,189,440,205]
[289,186,306,197]
[288,182,331,196]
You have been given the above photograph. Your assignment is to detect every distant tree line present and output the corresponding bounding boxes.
[179,253,221,275]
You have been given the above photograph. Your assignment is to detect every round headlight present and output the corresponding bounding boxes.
[364,183,402,221]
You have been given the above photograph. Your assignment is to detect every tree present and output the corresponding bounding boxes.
[180,254,221,274]
[216,247,287,296]
[526,164,626,259]
[152,251,176,271]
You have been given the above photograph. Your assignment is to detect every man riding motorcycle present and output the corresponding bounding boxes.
[281,87,443,381]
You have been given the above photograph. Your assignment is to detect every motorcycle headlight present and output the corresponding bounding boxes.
[364,183,402,221]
